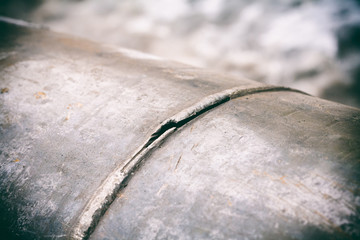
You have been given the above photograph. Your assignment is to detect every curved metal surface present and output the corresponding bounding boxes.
[0,18,359,239]
[92,91,360,240]
[0,18,259,239]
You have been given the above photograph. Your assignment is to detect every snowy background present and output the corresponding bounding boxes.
[2,0,360,107]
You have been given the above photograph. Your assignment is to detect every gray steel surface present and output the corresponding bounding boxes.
[0,18,359,239]
[92,91,360,240]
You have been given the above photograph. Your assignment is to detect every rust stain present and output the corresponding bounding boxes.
[174,155,182,171]
[322,193,331,200]
[1,88,9,94]
[263,171,277,181]
[13,158,20,163]
[315,173,355,194]
[65,112,71,121]
[67,103,83,109]
[190,125,194,132]
[168,156,173,171]
[252,170,287,184]
[279,176,287,184]
[191,143,199,151]
[294,182,313,194]
[34,91,46,99]
[64,102,82,121]
[227,200,232,207]
[313,210,346,235]
[117,193,127,199]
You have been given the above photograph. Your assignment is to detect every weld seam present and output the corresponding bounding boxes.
[72,85,309,239]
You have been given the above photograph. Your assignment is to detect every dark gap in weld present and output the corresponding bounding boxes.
[77,86,309,240]
[82,128,175,240]
[176,96,230,126]
[82,97,231,240]
[145,95,230,148]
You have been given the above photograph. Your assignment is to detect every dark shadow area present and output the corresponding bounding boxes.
[322,2,360,107]
[0,19,36,240]
[0,0,43,20]
[0,193,29,240]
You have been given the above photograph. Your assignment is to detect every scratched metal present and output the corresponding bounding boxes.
[0,19,261,239]
[91,91,360,240]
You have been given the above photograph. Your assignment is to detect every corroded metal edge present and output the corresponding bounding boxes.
[72,85,309,240]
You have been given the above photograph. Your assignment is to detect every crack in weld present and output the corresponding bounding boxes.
[72,85,309,240]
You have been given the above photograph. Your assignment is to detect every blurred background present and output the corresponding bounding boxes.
[1,0,360,107]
